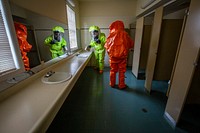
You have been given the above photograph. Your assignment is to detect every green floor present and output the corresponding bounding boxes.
[47,67,187,133]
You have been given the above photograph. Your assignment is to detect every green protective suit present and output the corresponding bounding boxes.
[44,26,67,58]
[45,37,66,58]
[89,26,106,71]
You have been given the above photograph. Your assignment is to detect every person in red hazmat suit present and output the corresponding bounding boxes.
[105,20,134,89]
[14,22,32,71]
[85,26,106,74]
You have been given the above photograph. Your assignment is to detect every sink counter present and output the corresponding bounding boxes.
[0,51,92,133]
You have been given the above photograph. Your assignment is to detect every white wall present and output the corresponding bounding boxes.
[163,8,186,19]
[136,0,161,16]
[10,0,68,24]
[80,0,137,66]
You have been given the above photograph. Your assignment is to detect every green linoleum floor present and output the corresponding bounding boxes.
[47,67,187,133]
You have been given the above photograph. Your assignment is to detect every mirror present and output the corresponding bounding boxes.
[10,2,71,70]
[0,2,83,91]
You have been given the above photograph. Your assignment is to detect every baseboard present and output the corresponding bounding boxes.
[164,111,177,129]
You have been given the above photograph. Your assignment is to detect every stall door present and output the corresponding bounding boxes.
[132,17,144,78]
[145,6,163,93]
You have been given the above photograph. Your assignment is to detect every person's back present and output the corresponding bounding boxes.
[105,21,133,59]
[105,20,134,89]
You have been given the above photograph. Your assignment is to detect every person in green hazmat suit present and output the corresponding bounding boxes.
[85,26,106,74]
[44,26,67,59]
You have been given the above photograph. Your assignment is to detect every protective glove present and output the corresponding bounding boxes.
[96,39,101,44]
[50,39,57,44]
[63,46,67,52]
[85,45,91,51]
[94,38,101,44]
[129,48,134,52]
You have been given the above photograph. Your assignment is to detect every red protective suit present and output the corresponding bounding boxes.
[14,22,32,71]
[105,20,134,89]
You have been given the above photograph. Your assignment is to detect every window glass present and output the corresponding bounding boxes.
[0,0,24,82]
[66,5,78,50]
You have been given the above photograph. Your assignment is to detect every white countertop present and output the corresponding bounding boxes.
[0,51,92,133]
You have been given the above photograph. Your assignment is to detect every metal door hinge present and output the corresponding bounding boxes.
[185,9,189,16]
[193,62,198,67]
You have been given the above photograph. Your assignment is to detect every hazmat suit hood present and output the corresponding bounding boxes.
[109,20,125,33]
[89,25,101,43]
[52,26,64,42]
[89,25,100,32]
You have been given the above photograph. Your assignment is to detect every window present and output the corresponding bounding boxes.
[0,0,24,82]
[66,5,78,50]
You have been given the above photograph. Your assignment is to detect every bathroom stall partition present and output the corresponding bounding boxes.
[132,17,144,78]
[132,12,154,79]
[145,4,189,94]
[185,49,200,105]
[127,23,136,67]
[177,48,200,132]
[133,1,189,94]
[164,0,200,127]
[138,14,153,79]
[144,6,163,93]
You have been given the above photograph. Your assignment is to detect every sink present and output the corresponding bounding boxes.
[41,72,72,84]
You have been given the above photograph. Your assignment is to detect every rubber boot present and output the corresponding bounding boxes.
[110,71,116,87]
[99,70,103,74]
[119,72,126,89]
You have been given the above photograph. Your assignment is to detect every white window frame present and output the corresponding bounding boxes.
[66,5,78,51]
[0,0,24,82]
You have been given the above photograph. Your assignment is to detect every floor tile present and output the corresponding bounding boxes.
[47,67,188,133]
